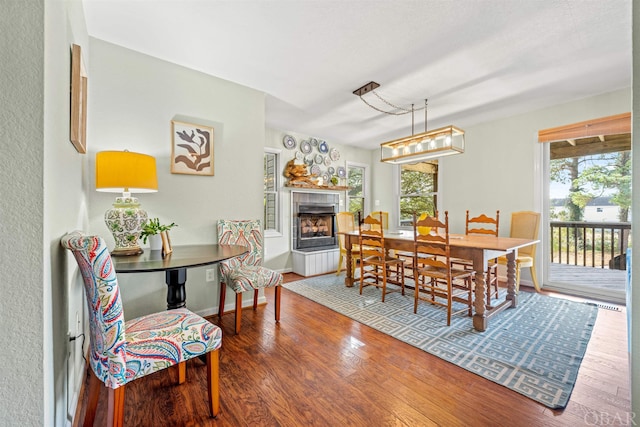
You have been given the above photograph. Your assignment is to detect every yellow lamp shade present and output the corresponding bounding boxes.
[417,213,432,235]
[96,151,158,193]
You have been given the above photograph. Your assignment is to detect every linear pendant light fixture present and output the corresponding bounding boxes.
[353,81,465,164]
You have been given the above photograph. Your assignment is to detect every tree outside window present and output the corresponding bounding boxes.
[399,161,438,226]
[550,150,630,222]
[347,165,365,216]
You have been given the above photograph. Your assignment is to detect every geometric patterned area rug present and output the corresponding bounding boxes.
[283,274,598,409]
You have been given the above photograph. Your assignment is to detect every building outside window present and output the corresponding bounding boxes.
[264,149,280,233]
[399,161,438,226]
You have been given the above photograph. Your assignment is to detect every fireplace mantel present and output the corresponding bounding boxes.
[285,183,350,191]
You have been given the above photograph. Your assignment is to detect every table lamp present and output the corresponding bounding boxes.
[95,150,158,256]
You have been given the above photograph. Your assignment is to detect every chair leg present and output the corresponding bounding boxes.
[253,288,259,310]
[413,278,419,314]
[235,292,243,334]
[177,361,186,384]
[381,265,387,302]
[83,370,101,427]
[206,349,220,418]
[274,285,281,323]
[218,282,227,320]
[107,385,125,427]
[336,251,344,275]
[467,277,473,317]
[530,261,541,292]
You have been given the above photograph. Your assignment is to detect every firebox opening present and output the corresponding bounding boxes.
[295,203,338,251]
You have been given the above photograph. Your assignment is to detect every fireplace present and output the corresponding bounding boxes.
[292,192,339,252]
[296,204,337,250]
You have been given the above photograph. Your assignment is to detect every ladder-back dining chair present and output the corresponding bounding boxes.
[61,231,222,426]
[412,212,474,325]
[336,211,361,276]
[451,210,500,305]
[217,219,283,334]
[497,211,541,291]
[358,212,405,302]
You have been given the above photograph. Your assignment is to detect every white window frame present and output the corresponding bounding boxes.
[346,161,369,220]
[397,161,439,229]
[264,148,282,237]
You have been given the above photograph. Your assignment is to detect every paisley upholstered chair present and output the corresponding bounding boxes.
[61,231,222,426]
[217,219,283,334]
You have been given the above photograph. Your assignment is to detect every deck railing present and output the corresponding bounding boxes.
[550,221,631,269]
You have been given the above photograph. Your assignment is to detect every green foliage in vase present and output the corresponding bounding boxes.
[140,218,178,243]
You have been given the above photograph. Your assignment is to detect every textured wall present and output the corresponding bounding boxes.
[0,1,46,425]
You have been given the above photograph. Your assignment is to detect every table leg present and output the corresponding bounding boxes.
[505,250,518,307]
[344,234,355,287]
[472,255,488,332]
[166,268,187,309]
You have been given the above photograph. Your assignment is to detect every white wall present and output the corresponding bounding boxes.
[1,0,90,425]
[0,3,46,425]
[86,39,265,320]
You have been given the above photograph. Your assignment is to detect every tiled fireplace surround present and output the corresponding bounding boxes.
[291,191,340,276]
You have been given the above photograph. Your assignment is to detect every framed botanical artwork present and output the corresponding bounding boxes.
[171,120,214,175]
[70,44,88,154]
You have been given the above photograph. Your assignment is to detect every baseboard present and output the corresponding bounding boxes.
[195,294,268,319]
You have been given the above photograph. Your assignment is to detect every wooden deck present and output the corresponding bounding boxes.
[547,263,627,304]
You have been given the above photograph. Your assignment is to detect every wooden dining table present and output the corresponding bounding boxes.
[343,230,539,332]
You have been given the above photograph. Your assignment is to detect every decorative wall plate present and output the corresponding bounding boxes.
[328,166,335,175]
[329,147,340,161]
[310,164,321,175]
[324,156,331,166]
[314,154,323,164]
[322,172,330,183]
[318,141,329,153]
[300,140,312,154]
[337,166,346,178]
[304,155,314,166]
[295,151,304,160]
[283,135,296,149]
[310,138,318,146]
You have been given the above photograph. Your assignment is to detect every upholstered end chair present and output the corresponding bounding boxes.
[217,219,283,334]
[61,232,222,426]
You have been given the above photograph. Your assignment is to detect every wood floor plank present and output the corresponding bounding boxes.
[73,272,631,427]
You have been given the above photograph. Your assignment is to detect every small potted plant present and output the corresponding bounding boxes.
[140,218,177,250]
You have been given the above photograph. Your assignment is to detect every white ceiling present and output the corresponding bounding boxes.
[82,0,631,150]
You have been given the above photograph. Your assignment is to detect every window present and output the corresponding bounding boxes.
[399,161,438,226]
[264,149,280,234]
[347,164,366,217]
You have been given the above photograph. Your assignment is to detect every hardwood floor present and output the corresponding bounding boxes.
[74,273,631,426]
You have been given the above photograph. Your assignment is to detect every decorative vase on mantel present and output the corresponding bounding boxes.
[148,234,163,251]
